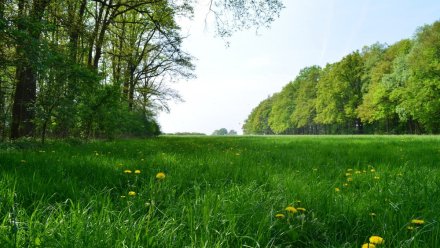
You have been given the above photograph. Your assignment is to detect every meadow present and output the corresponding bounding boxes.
[0,136,439,247]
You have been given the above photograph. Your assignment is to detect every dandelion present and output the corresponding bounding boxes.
[374,176,380,180]
[355,170,362,174]
[297,207,306,212]
[285,206,297,214]
[275,213,285,219]
[156,172,166,180]
[363,170,367,173]
[345,173,352,177]
[128,191,136,196]
[134,170,141,174]
[335,187,340,192]
[369,236,384,245]
[236,153,240,156]
[347,177,353,182]
[343,183,349,187]
[407,226,415,231]
[124,169,132,174]
[411,219,425,225]
[370,169,376,173]
[347,168,353,172]
[120,195,126,198]
[362,243,376,248]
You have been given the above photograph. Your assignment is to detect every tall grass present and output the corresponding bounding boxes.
[0,136,439,247]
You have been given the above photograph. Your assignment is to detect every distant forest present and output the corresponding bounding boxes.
[243,21,440,135]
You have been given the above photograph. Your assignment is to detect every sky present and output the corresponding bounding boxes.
[158,0,440,135]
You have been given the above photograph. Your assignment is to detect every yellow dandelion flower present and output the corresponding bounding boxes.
[297,207,306,212]
[363,170,367,173]
[124,169,132,174]
[370,169,376,173]
[128,191,136,196]
[345,173,352,177]
[347,177,353,182]
[335,187,340,192]
[355,170,361,174]
[275,213,285,219]
[285,206,297,214]
[347,168,353,172]
[411,219,425,225]
[343,183,349,187]
[374,176,380,180]
[156,172,166,180]
[362,243,376,248]
[369,236,384,245]
[134,170,141,174]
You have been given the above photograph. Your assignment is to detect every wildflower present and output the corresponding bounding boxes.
[313,168,318,171]
[369,213,376,217]
[355,170,361,174]
[156,172,166,180]
[411,219,425,225]
[362,243,376,248]
[285,206,297,214]
[369,236,384,245]
[370,169,376,173]
[120,195,126,198]
[347,177,353,182]
[407,226,415,231]
[374,176,380,180]
[275,213,285,219]
[236,153,240,156]
[134,170,141,174]
[345,173,352,177]
[297,207,306,212]
[128,191,136,196]
[363,170,367,173]
[343,183,349,187]
[347,168,353,172]
[335,187,340,192]
[124,170,132,174]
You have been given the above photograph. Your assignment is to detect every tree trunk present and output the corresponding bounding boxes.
[11,0,50,139]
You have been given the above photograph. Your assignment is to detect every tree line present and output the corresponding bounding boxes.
[0,0,284,142]
[243,21,440,135]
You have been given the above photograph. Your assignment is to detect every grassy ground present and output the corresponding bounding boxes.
[0,136,439,247]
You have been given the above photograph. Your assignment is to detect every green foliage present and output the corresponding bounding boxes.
[268,82,297,134]
[245,20,440,134]
[243,95,275,134]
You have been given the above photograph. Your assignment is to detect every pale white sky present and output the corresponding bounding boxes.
[158,0,440,135]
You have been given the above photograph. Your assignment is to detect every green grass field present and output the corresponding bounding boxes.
[1,136,439,247]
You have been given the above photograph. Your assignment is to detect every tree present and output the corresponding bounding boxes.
[243,95,275,135]
[291,66,321,133]
[268,82,297,134]
[212,128,228,135]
